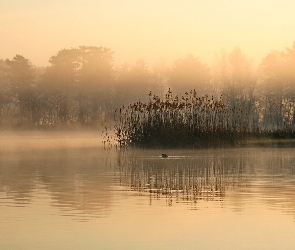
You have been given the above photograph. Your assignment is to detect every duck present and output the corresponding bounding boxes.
[162,153,168,158]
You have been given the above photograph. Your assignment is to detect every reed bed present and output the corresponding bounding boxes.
[113,89,262,148]
[110,89,295,148]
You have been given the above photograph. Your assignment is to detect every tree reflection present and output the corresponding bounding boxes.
[0,147,115,219]
[1,146,295,217]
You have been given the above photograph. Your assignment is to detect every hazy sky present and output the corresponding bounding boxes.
[1,0,295,67]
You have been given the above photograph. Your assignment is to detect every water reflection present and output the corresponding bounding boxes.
[0,147,115,220]
[115,149,295,212]
[1,145,295,219]
[115,150,243,205]
[2,136,295,250]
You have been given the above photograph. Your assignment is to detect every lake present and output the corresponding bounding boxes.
[1,132,295,250]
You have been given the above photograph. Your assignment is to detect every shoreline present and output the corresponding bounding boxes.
[240,138,295,148]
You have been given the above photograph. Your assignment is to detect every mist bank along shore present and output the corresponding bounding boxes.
[1,42,295,131]
[1,129,295,151]
[0,130,103,151]
[2,43,295,150]
[241,137,295,148]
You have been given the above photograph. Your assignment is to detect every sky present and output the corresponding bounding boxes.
[1,0,295,67]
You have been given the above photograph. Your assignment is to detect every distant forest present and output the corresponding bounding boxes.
[0,42,295,130]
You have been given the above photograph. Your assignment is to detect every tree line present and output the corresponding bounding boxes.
[0,42,295,130]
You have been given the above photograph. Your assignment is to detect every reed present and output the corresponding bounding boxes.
[113,89,263,148]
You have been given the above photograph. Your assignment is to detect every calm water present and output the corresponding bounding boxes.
[1,132,295,250]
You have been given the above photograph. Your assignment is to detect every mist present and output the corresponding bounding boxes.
[0,42,295,135]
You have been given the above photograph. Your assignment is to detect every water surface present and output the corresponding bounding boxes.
[1,132,295,249]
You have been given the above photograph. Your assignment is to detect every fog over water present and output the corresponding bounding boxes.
[1,1,295,249]
[1,42,295,139]
[1,3,295,133]
[0,131,102,151]
[1,133,295,249]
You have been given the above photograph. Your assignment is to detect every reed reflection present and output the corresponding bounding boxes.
[1,146,295,218]
[115,149,295,210]
[115,150,247,206]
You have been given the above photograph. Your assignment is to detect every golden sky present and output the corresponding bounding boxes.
[1,0,295,67]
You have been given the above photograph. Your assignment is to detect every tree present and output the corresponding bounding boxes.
[6,55,36,125]
[167,54,211,96]
[259,42,295,129]
[114,59,154,107]
[213,48,256,106]
[283,42,295,127]
[42,46,114,126]
[77,46,114,125]
[42,48,80,125]
[0,60,10,125]
[283,42,295,100]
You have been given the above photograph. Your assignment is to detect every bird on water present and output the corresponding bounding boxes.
[162,154,168,158]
